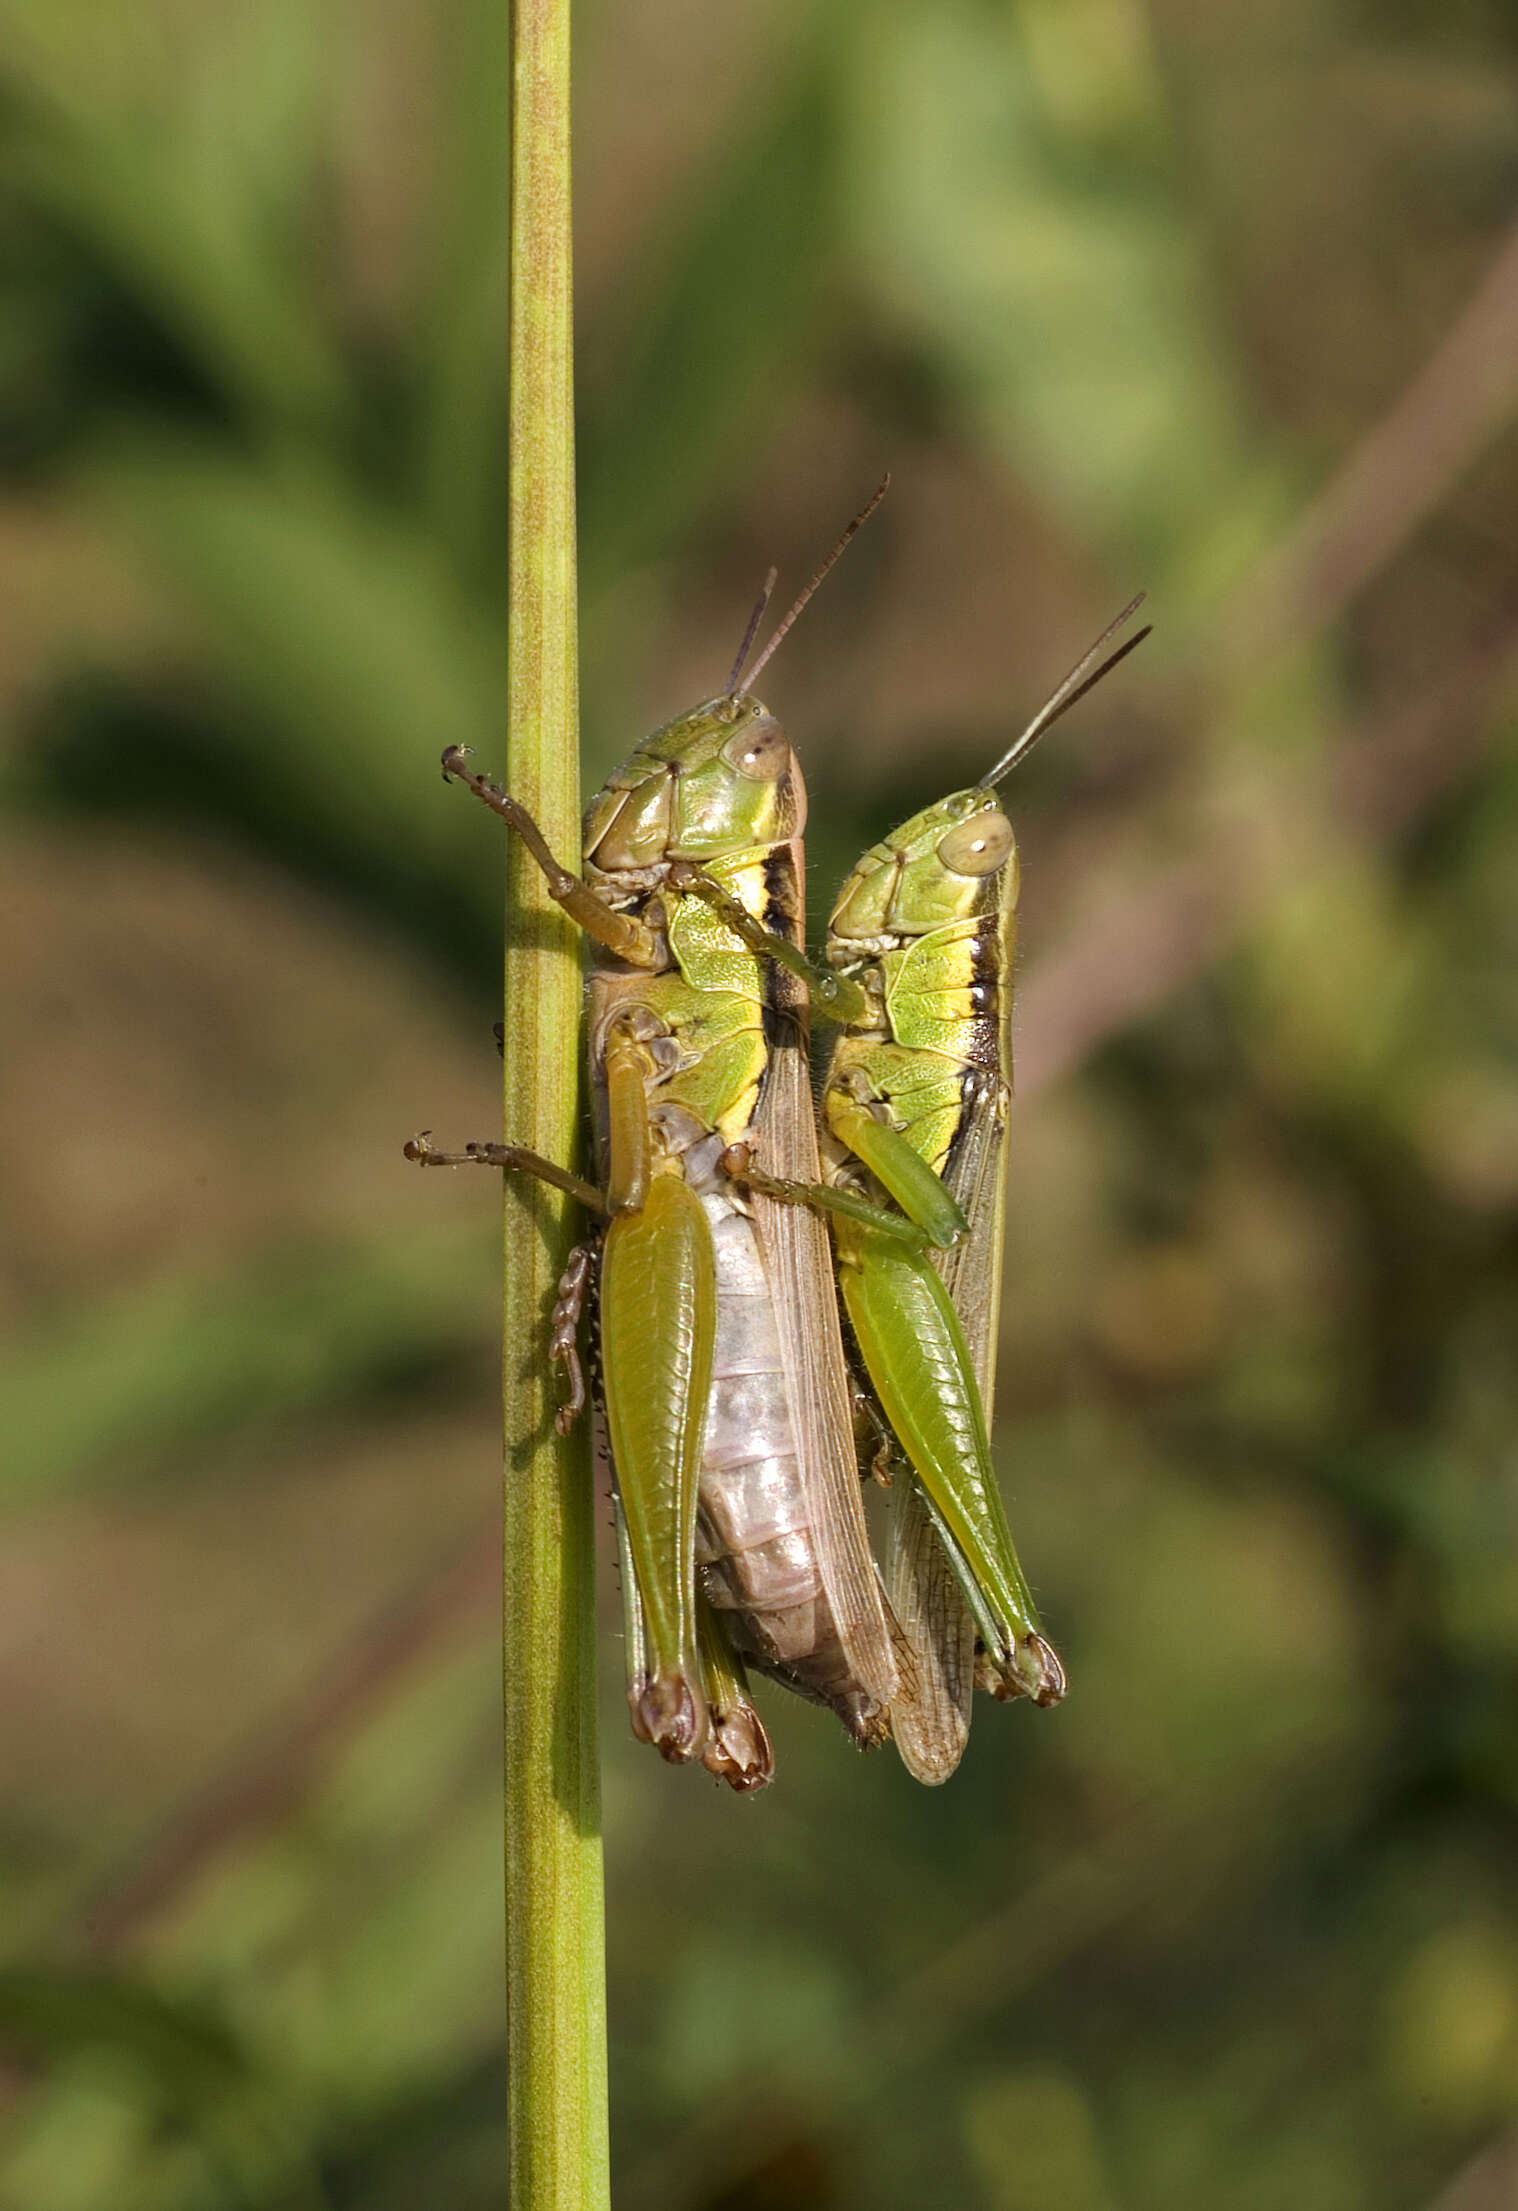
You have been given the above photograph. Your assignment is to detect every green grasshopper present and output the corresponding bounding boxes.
[718,601,1148,1780]
[410,490,901,1791]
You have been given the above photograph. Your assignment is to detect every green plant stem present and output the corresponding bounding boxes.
[502,2,609,2208]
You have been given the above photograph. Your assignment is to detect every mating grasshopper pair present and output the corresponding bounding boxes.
[410,493,1146,1787]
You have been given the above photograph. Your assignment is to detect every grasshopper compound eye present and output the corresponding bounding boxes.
[722,714,790,782]
[937,808,1013,879]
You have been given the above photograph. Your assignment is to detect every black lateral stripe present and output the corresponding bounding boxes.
[956,915,1005,1074]
[759,849,802,1047]
[970,919,1004,1003]
[761,847,800,941]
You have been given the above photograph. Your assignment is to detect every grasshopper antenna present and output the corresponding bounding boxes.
[724,566,779,695]
[738,475,890,694]
[980,592,1151,789]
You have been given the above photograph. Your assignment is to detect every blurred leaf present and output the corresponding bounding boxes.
[5,82,347,436]
[0,1227,492,1507]
[0,1968,324,2210]
[88,436,500,873]
[962,2066,1116,2211]
[176,0,334,271]
[577,53,836,587]
[414,0,514,586]
[1383,1922,1518,2125]
[654,1938,848,2106]
[838,0,1285,580]
[0,1970,247,2103]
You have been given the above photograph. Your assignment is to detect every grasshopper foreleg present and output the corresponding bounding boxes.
[696,1597,775,1793]
[665,860,871,1024]
[439,747,662,967]
[719,1143,932,1250]
[824,1095,969,1252]
[403,1130,605,1214]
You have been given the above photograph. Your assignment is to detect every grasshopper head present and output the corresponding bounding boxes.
[583,692,805,874]
[584,485,897,878]
[583,485,897,879]
[829,787,1019,945]
[830,596,1149,946]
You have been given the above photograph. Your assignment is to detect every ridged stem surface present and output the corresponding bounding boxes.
[502,1,609,2204]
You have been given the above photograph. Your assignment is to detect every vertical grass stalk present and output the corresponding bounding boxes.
[502,1,610,2206]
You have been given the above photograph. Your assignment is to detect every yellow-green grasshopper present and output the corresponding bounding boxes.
[719,601,1149,1780]
[409,491,901,1790]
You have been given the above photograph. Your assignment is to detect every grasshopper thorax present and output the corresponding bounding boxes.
[829,787,1019,947]
[583,691,805,876]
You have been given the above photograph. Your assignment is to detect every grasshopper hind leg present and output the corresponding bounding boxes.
[550,1241,598,1435]
[695,1596,775,1792]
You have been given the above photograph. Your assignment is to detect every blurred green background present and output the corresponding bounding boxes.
[1,1,1516,2206]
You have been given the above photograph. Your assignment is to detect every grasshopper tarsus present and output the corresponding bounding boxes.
[975,1631,1067,1708]
[550,1243,597,1432]
[438,745,540,849]
[718,1141,804,1212]
[846,1699,894,1753]
[725,1768,773,1796]
[633,1670,709,1765]
[404,1131,606,1215]
[704,1712,776,1793]
[1028,1633,1067,1707]
[404,1131,507,1168]
[403,1131,495,1169]
[851,1386,897,1486]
